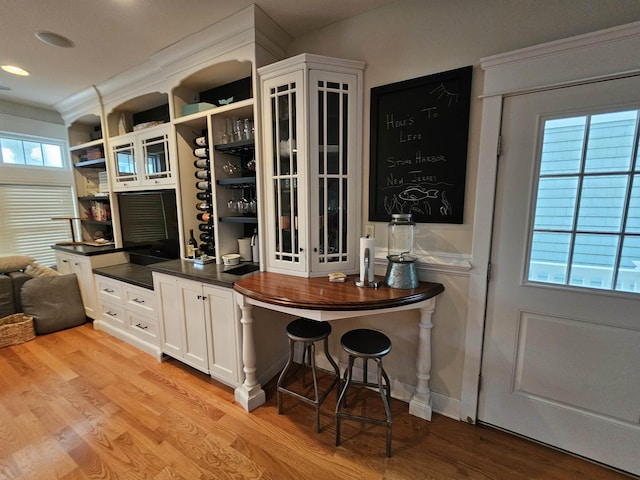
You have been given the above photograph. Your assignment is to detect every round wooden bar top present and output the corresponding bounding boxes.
[233,271,444,310]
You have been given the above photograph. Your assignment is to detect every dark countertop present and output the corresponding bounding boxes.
[52,244,126,256]
[93,259,260,290]
[93,263,156,290]
[148,259,260,288]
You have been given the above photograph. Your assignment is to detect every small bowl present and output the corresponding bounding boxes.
[222,253,241,266]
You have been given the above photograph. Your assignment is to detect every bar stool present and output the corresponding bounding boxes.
[335,328,392,457]
[277,318,340,432]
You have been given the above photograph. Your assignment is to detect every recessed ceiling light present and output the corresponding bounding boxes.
[35,31,75,48]
[0,85,11,91]
[1,65,30,76]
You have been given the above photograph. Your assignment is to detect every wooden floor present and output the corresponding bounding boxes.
[0,323,633,480]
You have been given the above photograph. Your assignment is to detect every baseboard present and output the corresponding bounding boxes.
[93,320,163,361]
[315,356,462,421]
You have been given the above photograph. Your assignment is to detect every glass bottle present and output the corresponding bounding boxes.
[195,181,211,191]
[196,212,210,222]
[388,213,415,259]
[194,170,210,180]
[196,191,211,201]
[187,229,198,259]
[193,158,209,169]
[193,136,207,147]
[199,232,213,243]
[193,147,209,158]
[195,202,211,211]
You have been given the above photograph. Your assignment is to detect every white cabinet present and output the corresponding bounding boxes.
[153,272,242,385]
[109,124,174,191]
[55,250,127,319]
[94,274,161,359]
[259,54,364,277]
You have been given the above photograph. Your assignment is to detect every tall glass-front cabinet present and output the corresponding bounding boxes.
[259,54,364,277]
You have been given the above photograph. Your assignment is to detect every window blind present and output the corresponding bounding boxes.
[0,184,76,266]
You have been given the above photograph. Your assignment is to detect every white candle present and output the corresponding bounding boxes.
[359,236,376,282]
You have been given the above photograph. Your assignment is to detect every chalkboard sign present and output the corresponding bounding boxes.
[369,66,472,223]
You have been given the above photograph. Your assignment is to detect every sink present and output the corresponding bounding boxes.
[224,264,259,275]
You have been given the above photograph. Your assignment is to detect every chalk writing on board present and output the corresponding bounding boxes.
[369,66,472,224]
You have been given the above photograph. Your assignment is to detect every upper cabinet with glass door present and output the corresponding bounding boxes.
[106,92,175,191]
[259,54,365,277]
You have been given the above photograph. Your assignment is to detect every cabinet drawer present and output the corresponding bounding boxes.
[127,311,158,341]
[96,276,123,302]
[125,286,156,316]
[99,301,126,328]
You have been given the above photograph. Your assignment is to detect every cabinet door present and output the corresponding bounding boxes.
[67,255,96,318]
[154,273,183,358]
[203,284,241,385]
[110,134,138,190]
[308,70,360,274]
[177,278,210,373]
[55,252,73,275]
[139,127,173,187]
[263,70,308,274]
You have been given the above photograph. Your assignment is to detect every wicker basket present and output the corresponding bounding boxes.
[0,314,35,348]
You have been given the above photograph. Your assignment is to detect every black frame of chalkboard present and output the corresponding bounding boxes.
[368,66,472,224]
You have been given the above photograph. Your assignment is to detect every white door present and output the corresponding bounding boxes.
[479,75,640,476]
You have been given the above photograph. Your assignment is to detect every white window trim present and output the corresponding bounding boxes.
[0,130,72,186]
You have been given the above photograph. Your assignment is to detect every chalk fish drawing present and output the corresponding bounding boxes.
[384,185,453,218]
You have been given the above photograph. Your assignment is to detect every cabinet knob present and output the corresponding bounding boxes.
[62,259,68,263]
[313,248,318,252]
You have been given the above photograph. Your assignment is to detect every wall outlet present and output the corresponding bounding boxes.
[364,224,375,238]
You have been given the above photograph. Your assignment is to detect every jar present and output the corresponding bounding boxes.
[387,213,415,258]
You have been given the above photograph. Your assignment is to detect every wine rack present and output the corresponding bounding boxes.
[193,134,215,256]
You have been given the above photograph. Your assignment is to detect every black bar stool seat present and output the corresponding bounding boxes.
[277,318,340,432]
[335,328,393,457]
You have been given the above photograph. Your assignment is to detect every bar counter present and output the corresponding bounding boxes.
[233,272,444,420]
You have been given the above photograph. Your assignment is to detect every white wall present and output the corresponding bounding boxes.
[284,0,640,417]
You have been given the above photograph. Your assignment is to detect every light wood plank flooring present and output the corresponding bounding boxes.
[0,323,633,479]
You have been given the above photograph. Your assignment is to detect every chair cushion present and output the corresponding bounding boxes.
[21,274,86,335]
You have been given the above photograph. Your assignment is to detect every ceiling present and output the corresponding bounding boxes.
[0,0,394,111]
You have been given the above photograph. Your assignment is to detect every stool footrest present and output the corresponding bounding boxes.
[336,411,391,427]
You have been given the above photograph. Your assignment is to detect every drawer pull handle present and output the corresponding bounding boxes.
[106,311,117,316]
[103,288,114,293]
[132,298,145,304]
[135,323,148,330]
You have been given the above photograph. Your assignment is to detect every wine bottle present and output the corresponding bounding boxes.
[199,232,213,243]
[193,158,209,169]
[193,147,209,158]
[198,223,214,232]
[194,136,207,147]
[195,202,211,211]
[187,229,198,259]
[194,170,210,180]
[195,181,211,191]
[196,191,211,201]
[196,212,210,222]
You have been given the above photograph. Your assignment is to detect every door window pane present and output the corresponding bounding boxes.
[528,109,640,294]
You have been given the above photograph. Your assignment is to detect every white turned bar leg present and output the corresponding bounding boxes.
[234,293,265,411]
[409,298,436,420]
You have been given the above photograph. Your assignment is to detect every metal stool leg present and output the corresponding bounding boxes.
[323,336,341,399]
[335,355,354,447]
[277,338,296,414]
[376,358,392,457]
